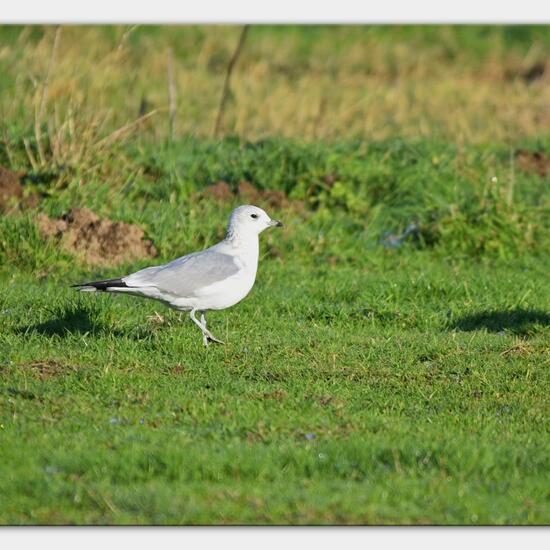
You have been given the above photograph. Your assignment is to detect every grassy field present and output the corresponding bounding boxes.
[1,25,550,147]
[0,25,550,524]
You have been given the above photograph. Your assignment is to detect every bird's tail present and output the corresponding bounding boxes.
[71,278,128,292]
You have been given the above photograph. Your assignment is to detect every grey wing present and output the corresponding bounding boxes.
[123,250,240,297]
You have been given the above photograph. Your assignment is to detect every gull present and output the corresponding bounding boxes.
[72,205,283,346]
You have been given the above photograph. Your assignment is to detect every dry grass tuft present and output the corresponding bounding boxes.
[1,26,549,151]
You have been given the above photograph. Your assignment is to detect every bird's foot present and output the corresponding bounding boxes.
[203,330,225,345]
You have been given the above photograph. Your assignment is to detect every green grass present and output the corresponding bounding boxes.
[1,133,550,524]
[1,24,550,525]
[1,251,549,524]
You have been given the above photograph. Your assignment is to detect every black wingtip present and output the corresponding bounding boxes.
[71,278,128,291]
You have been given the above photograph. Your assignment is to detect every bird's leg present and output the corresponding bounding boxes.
[189,310,224,346]
[201,312,225,345]
[190,309,209,346]
[200,313,225,345]
[200,313,209,347]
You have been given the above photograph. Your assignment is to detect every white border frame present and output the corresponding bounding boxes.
[1,0,550,24]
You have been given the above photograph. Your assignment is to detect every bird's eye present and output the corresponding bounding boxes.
[250,213,258,219]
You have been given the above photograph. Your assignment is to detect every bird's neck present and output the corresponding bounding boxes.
[225,230,259,266]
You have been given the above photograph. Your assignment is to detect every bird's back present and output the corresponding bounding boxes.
[123,244,241,299]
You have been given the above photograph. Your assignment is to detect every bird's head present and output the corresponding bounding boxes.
[227,205,283,238]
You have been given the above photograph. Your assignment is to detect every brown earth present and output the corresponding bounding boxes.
[0,165,38,211]
[237,180,290,209]
[202,180,233,202]
[260,390,288,401]
[22,360,80,380]
[202,180,296,210]
[37,207,157,266]
[505,62,546,84]
[515,150,550,178]
[170,364,186,375]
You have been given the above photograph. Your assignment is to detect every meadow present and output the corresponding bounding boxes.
[0,25,549,525]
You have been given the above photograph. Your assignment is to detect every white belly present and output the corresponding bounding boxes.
[169,268,256,311]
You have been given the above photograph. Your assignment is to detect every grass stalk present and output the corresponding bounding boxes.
[167,47,177,141]
[34,26,61,167]
[212,25,250,138]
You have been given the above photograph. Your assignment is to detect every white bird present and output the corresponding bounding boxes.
[73,205,283,346]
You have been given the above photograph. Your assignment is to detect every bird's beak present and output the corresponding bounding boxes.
[269,219,283,228]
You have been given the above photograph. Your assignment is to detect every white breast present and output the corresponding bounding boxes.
[170,236,259,312]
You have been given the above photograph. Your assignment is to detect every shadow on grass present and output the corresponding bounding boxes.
[15,305,157,341]
[16,306,112,337]
[450,308,550,335]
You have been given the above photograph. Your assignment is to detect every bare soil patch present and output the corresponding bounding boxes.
[237,180,290,209]
[37,207,157,266]
[22,360,80,380]
[202,180,297,210]
[515,150,550,178]
[202,181,234,202]
[0,166,38,211]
